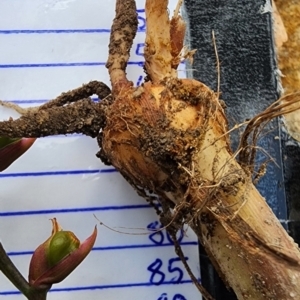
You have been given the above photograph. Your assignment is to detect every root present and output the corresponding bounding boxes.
[171,235,215,300]
[39,81,111,110]
[0,101,36,115]
[0,81,110,117]
[0,81,111,138]
[0,98,107,138]
[106,0,138,92]
[159,200,214,300]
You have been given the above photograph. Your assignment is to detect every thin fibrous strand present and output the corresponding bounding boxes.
[40,81,111,110]
[238,92,300,165]
[160,200,214,299]
[0,98,107,138]
[173,0,183,16]
[0,100,33,115]
[106,0,138,92]
[171,234,215,300]
[212,31,220,99]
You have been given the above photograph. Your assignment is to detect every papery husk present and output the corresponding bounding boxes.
[100,0,300,299]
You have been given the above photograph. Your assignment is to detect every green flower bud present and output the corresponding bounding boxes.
[28,218,97,289]
[47,231,80,267]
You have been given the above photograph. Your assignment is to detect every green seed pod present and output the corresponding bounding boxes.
[29,218,97,288]
[47,231,80,267]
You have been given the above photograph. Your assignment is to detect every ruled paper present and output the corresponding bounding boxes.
[0,1,201,299]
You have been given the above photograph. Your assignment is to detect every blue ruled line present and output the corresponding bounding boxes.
[7,241,198,257]
[0,280,195,295]
[0,61,144,69]
[2,96,99,105]
[0,204,149,217]
[4,99,49,104]
[0,168,116,178]
[0,28,149,34]
[0,29,111,34]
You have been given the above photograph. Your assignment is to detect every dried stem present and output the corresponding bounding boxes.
[170,7,186,70]
[144,0,173,82]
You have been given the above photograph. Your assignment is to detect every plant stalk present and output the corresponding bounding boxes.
[0,242,30,295]
[190,125,300,299]
[0,243,50,300]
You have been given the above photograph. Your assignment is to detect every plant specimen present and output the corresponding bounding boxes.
[1,0,300,299]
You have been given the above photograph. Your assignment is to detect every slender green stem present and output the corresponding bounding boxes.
[26,288,48,300]
[0,242,49,300]
[0,242,30,295]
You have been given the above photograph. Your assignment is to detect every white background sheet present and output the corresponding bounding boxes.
[0,1,201,299]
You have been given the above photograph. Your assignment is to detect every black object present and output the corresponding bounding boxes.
[183,0,300,299]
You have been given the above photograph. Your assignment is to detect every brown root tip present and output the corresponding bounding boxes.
[106,0,138,93]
